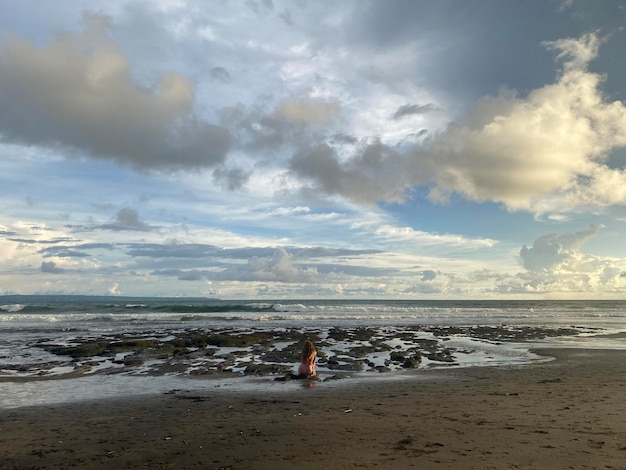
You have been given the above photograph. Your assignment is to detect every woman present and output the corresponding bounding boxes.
[298,340,317,377]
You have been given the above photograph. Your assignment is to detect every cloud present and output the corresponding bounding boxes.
[127,243,219,258]
[600,265,623,285]
[39,246,90,258]
[543,33,602,72]
[108,282,121,295]
[285,33,626,214]
[246,0,275,15]
[216,247,320,283]
[101,208,151,231]
[369,223,496,249]
[392,103,437,120]
[520,225,599,272]
[496,225,626,295]
[126,243,379,261]
[219,95,343,161]
[210,66,231,83]
[275,96,341,126]
[331,133,359,145]
[212,165,251,191]
[420,33,626,212]
[153,269,209,281]
[219,103,289,153]
[290,140,409,205]
[420,269,437,281]
[0,13,231,171]
[41,261,64,273]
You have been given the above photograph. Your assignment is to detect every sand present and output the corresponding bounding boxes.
[1,348,625,469]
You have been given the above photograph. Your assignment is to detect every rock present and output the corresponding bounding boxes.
[402,354,421,368]
[206,332,274,348]
[427,349,455,362]
[243,363,293,376]
[390,351,405,363]
[123,355,145,366]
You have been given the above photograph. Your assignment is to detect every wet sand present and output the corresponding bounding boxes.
[1,348,625,469]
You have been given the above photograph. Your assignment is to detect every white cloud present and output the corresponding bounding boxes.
[500,225,626,296]
[217,247,321,283]
[420,33,626,212]
[520,225,600,272]
[371,224,496,249]
[285,33,626,215]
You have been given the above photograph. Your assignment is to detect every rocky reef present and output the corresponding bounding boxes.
[3,324,583,380]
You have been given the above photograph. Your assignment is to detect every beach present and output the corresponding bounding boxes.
[1,348,625,469]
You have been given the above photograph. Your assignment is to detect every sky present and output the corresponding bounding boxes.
[1,0,626,299]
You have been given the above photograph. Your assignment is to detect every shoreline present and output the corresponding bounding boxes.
[0,323,600,383]
[2,348,625,469]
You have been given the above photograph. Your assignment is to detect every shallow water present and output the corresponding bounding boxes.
[2,329,623,409]
[1,297,625,409]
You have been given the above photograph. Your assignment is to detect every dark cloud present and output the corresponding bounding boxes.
[76,243,118,250]
[210,67,231,83]
[279,9,293,26]
[219,96,340,158]
[399,129,429,144]
[420,270,437,281]
[246,0,274,15]
[330,133,359,145]
[152,269,208,281]
[8,236,75,245]
[352,0,562,100]
[41,261,64,273]
[290,247,381,258]
[177,270,206,281]
[219,103,288,152]
[127,243,220,258]
[101,208,151,232]
[290,144,343,195]
[289,140,412,205]
[392,103,437,120]
[39,246,90,258]
[126,243,379,261]
[0,14,231,171]
[212,165,250,191]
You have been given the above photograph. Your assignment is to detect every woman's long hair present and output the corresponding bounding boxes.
[301,340,316,363]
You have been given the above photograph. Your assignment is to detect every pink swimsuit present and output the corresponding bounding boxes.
[298,360,316,376]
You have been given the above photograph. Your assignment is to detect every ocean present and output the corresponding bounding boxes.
[1,296,625,409]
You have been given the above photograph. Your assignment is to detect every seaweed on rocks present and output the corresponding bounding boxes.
[426,348,456,363]
[389,351,422,369]
[205,332,274,347]
[325,356,365,371]
[327,327,378,342]
[426,325,581,343]
[346,343,392,358]
[26,323,576,380]
[244,363,293,376]
[43,341,111,359]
